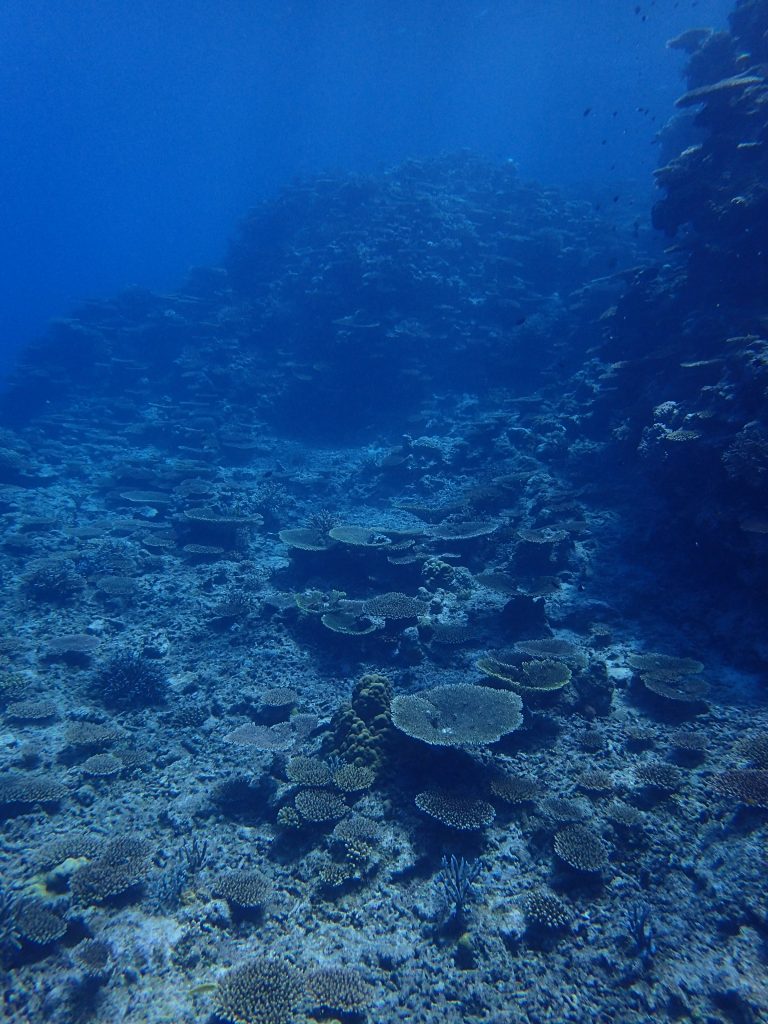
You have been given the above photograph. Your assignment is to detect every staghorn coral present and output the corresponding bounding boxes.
[415,790,495,830]
[523,890,571,930]
[712,769,768,808]
[294,788,348,823]
[14,899,67,945]
[21,559,85,604]
[70,836,150,905]
[93,651,166,709]
[332,762,376,792]
[285,756,332,787]
[81,753,123,777]
[213,871,271,910]
[0,776,67,805]
[306,967,371,1015]
[436,854,484,923]
[390,683,523,747]
[489,774,543,805]
[214,957,303,1024]
[5,699,58,722]
[70,938,113,979]
[553,825,609,872]
[360,591,427,620]
[734,733,768,768]
[636,762,686,793]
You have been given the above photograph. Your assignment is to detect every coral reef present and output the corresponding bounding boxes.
[0,9,766,1020]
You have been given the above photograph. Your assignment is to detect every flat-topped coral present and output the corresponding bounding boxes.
[391,683,523,747]
[415,789,496,830]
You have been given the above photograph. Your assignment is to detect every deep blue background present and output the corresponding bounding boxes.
[1,0,730,372]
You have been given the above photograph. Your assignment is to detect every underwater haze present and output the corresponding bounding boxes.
[1,0,730,369]
[2,3,768,1024]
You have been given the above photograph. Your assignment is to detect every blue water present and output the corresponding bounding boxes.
[1,0,729,372]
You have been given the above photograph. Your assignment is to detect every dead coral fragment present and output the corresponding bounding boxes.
[214,957,303,1024]
[415,789,495,830]
[391,683,523,747]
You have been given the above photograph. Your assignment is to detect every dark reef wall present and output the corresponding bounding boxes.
[2,153,638,437]
[568,0,768,659]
